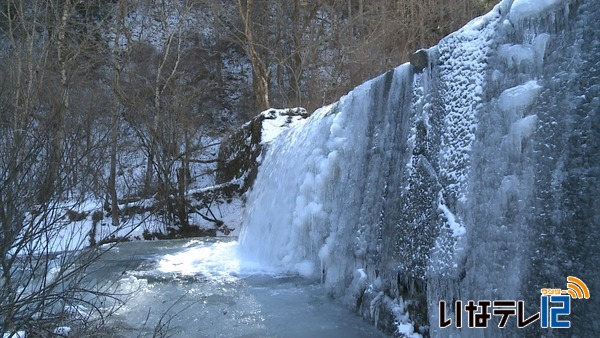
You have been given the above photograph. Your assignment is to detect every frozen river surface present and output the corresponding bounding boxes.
[88,238,386,337]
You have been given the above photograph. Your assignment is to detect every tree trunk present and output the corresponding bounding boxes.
[108,107,120,226]
[252,65,270,111]
[290,0,303,106]
[40,0,71,203]
[238,0,270,112]
[177,166,190,232]
[108,0,128,226]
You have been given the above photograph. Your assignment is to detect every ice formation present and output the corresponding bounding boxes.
[240,0,600,336]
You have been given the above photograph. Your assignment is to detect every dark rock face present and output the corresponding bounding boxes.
[409,49,429,72]
[216,108,309,193]
[216,113,264,192]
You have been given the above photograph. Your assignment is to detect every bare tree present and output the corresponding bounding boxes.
[236,0,271,111]
[107,0,128,227]
[0,1,137,334]
[208,0,490,113]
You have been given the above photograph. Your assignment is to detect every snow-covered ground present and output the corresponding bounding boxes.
[259,108,308,143]
[23,106,310,255]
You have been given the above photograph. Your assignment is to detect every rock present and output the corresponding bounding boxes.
[215,112,265,192]
[409,49,429,72]
[216,107,309,192]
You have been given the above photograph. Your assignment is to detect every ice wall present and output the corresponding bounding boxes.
[239,68,413,292]
[239,0,600,336]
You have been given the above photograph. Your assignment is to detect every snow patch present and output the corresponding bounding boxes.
[53,327,71,337]
[2,332,26,338]
[387,296,422,338]
[438,201,466,237]
[260,108,308,144]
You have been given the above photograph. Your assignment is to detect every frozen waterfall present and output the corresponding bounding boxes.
[239,0,600,336]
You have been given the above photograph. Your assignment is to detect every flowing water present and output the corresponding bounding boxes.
[87,238,386,337]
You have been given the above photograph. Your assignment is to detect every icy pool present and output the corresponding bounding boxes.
[87,238,386,337]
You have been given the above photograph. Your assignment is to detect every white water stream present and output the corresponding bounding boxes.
[88,238,385,337]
